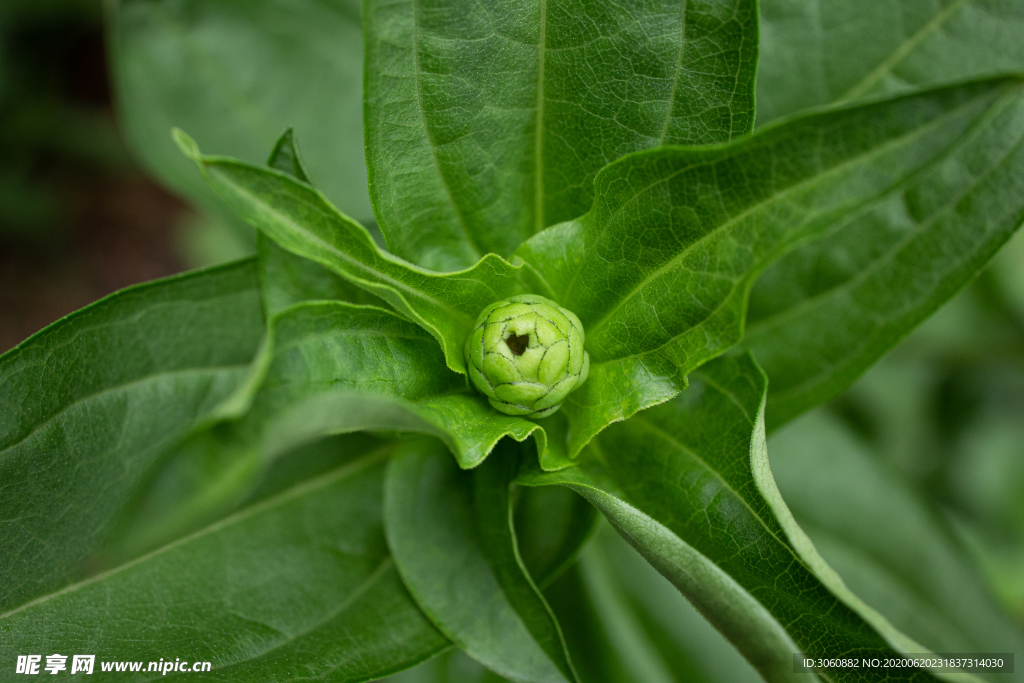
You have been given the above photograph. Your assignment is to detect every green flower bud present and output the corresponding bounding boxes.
[464,294,590,418]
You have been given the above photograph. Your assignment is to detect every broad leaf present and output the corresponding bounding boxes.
[746,81,1024,428]
[107,0,373,224]
[177,132,524,375]
[517,79,1020,457]
[519,354,952,683]
[0,450,450,682]
[757,0,1024,124]
[769,410,1024,670]
[747,1,1024,429]
[0,260,264,612]
[545,525,762,683]
[362,0,758,270]
[385,439,577,683]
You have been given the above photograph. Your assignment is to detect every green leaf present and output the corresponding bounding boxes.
[0,450,450,682]
[0,260,264,613]
[384,438,576,683]
[385,650,508,683]
[756,0,1024,124]
[514,486,597,589]
[472,447,578,682]
[519,354,956,683]
[266,127,313,183]
[517,79,1020,457]
[118,301,562,552]
[107,0,372,224]
[362,0,758,270]
[545,525,762,683]
[118,296,591,555]
[259,129,385,317]
[177,132,525,375]
[746,80,1024,429]
[768,410,1024,668]
[258,235,386,318]
[745,1,1024,429]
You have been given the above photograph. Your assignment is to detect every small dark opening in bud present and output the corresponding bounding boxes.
[505,333,529,356]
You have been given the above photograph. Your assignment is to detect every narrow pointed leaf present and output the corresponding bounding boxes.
[0,260,264,612]
[258,235,386,318]
[267,128,313,183]
[259,129,385,317]
[519,354,956,683]
[363,0,758,270]
[545,526,763,683]
[516,79,1020,457]
[177,132,525,374]
[0,451,450,682]
[384,439,575,683]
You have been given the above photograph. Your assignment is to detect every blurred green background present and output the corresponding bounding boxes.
[1,0,1020,664]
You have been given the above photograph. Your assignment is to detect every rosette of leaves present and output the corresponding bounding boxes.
[3,1,1024,681]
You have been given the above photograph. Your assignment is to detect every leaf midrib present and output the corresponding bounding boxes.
[533,0,548,234]
[836,0,972,103]
[211,166,476,329]
[657,0,689,145]
[0,366,248,456]
[746,105,1024,343]
[0,448,390,620]
[626,415,796,562]
[582,92,993,346]
[411,0,484,260]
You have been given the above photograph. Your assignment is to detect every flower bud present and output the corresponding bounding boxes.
[464,294,589,418]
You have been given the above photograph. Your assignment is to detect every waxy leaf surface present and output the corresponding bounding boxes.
[363,0,758,270]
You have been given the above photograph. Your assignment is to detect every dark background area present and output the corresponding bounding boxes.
[0,0,188,353]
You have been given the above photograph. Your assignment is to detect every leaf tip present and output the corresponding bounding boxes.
[172,128,203,165]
